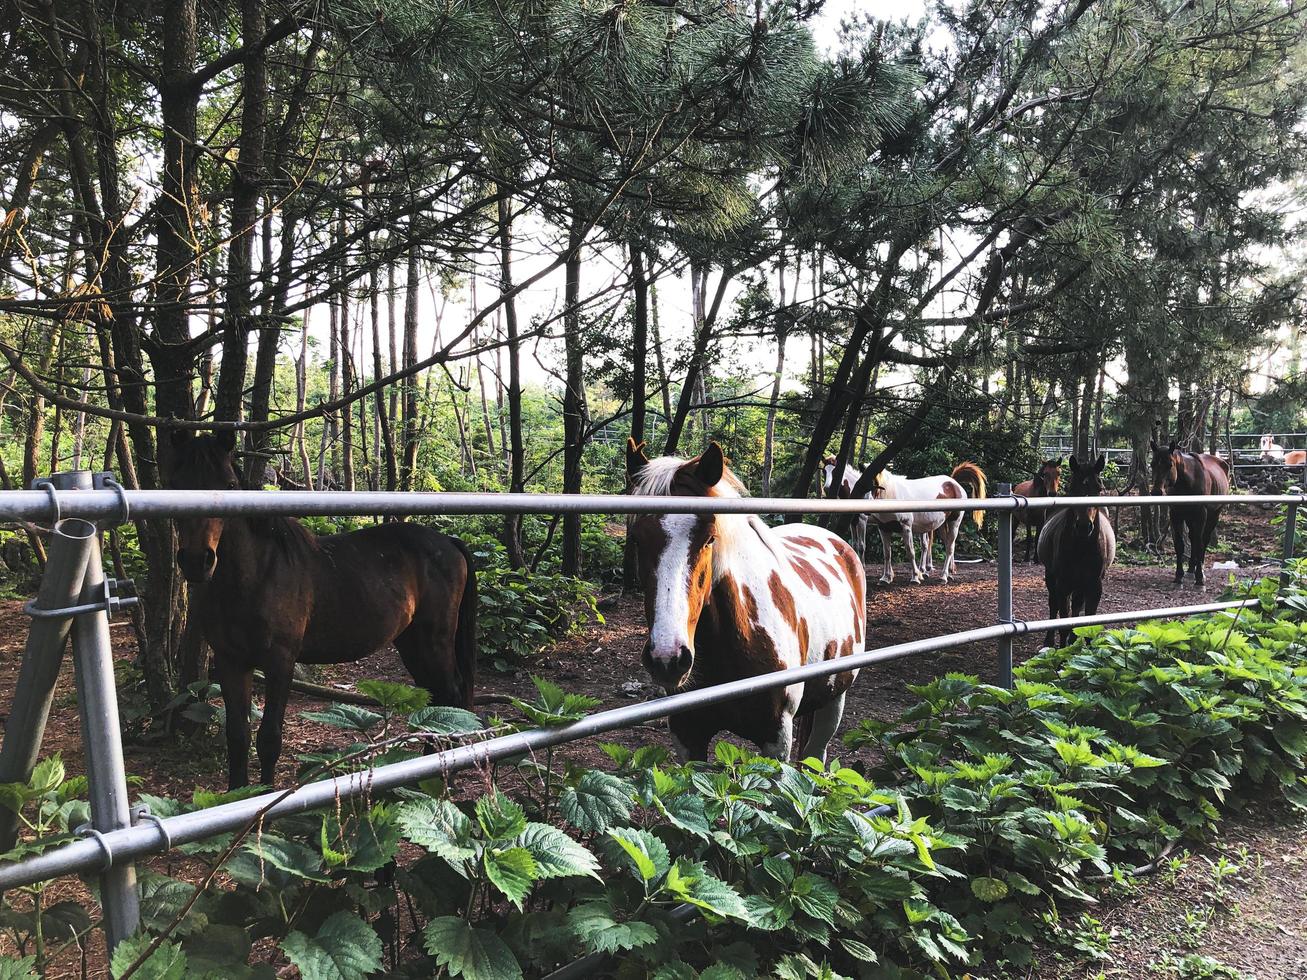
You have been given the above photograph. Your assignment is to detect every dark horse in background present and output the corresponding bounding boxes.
[169,432,477,789]
[1149,440,1231,587]
[1013,457,1062,563]
[1037,454,1116,648]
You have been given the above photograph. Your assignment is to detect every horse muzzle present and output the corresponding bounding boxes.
[641,640,693,689]
[176,547,218,583]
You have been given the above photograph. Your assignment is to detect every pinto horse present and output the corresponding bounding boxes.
[1149,440,1231,587]
[1013,458,1062,563]
[1037,454,1115,648]
[823,458,986,585]
[627,440,866,762]
[169,432,477,788]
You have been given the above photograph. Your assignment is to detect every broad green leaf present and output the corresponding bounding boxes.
[483,846,538,908]
[971,877,1010,902]
[476,792,527,841]
[110,934,188,980]
[28,756,65,796]
[516,823,601,880]
[398,797,478,865]
[424,916,523,980]
[279,911,382,980]
[559,771,633,833]
[665,861,750,921]
[236,834,329,883]
[356,679,430,713]
[838,938,877,963]
[607,827,669,883]
[299,704,382,733]
[0,957,36,979]
[409,706,484,735]
[567,903,659,954]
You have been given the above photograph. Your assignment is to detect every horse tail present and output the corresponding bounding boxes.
[951,462,987,528]
[451,536,478,709]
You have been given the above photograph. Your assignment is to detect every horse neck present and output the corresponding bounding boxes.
[710,514,777,588]
[213,515,304,588]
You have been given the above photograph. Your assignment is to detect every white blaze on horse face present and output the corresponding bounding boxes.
[644,514,709,684]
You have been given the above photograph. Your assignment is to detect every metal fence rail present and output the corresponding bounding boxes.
[0,472,1301,957]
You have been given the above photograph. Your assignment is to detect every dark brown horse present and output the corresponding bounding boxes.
[168,432,477,788]
[1037,454,1115,648]
[1149,440,1231,587]
[1013,457,1062,563]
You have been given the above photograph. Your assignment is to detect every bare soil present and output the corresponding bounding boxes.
[0,505,1302,978]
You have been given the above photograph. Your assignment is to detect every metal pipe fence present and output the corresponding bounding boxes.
[0,472,1301,956]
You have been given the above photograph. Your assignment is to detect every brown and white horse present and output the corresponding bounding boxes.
[627,440,866,762]
[823,459,987,585]
[1260,434,1306,466]
[1013,458,1063,563]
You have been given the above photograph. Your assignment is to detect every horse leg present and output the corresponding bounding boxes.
[255,659,294,787]
[1171,510,1186,586]
[800,693,847,762]
[1058,589,1075,647]
[214,657,253,790]
[877,524,895,585]
[939,517,962,583]
[396,618,464,707]
[760,708,795,762]
[1188,510,1209,587]
[919,532,933,575]
[901,521,923,584]
[1043,577,1061,648]
[668,717,710,763]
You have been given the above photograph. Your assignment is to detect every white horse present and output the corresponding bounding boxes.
[823,458,987,585]
[1260,434,1286,463]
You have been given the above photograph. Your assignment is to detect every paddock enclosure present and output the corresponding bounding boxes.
[0,471,1303,974]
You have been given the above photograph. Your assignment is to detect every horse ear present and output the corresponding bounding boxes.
[626,437,649,478]
[1070,456,1080,471]
[216,429,237,453]
[695,442,725,488]
[170,429,193,449]
[1149,439,1157,451]
[1054,457,1064,467]
[1168,440,1177,453]
[1094,453,1106,473]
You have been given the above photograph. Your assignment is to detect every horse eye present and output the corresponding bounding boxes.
[228,480,239,490]
[706,534,717,545]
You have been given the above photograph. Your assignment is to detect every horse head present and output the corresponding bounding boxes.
[1037,457,1064,495]
[166,430,240,582]
[626,440,738,690]
[1149,439,1180,495]
[1067,454,1106,536]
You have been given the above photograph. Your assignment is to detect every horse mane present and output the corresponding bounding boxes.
[630,455,748,498]
[249,513,322,556]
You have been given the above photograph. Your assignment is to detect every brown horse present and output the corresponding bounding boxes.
[1149,440,1231,587]
[1013,458,1062,563]
[168,432,477,789]
[1037,454,1115,648]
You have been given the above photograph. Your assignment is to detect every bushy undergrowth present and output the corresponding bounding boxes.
[3,574,1306,979]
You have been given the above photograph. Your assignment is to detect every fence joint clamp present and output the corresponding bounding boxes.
[74,824,115,871]
[131,805,172,852]
[94,473,131,527]
[24,578,139,622]
[30,479,60,526]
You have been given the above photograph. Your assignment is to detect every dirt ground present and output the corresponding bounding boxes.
[1,505,1303,978]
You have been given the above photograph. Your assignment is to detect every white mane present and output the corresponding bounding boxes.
[630,455,746,498]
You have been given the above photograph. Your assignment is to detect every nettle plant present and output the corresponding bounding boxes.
[3,571,1306,979]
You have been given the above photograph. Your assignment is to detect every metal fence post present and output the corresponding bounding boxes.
[995,483,1014,688]
[0,473,97,852]
[69,481,140,949]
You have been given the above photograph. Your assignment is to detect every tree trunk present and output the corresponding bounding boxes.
[561,215,586,576]
[500,197,527,568]
[401,242,421,489]
[663,263,732,454]
[761,252,789,497]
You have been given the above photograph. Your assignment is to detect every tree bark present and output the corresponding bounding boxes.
[561,215,586,576]
[499,197,527,568]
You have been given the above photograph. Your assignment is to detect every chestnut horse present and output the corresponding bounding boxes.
[822,458,987,585]
[1037,454,1115,648]
[627,440,866,762]
[169,432,477,788]
[1013,458,1062,563]
[1149,440,1231,587]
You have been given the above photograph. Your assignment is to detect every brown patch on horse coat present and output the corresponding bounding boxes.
[786,536,826,551]
[829,541,865,644]
[768,571,798,632]
[798,617,810,663]
[788,556,831,596]
[936,481,963,499]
